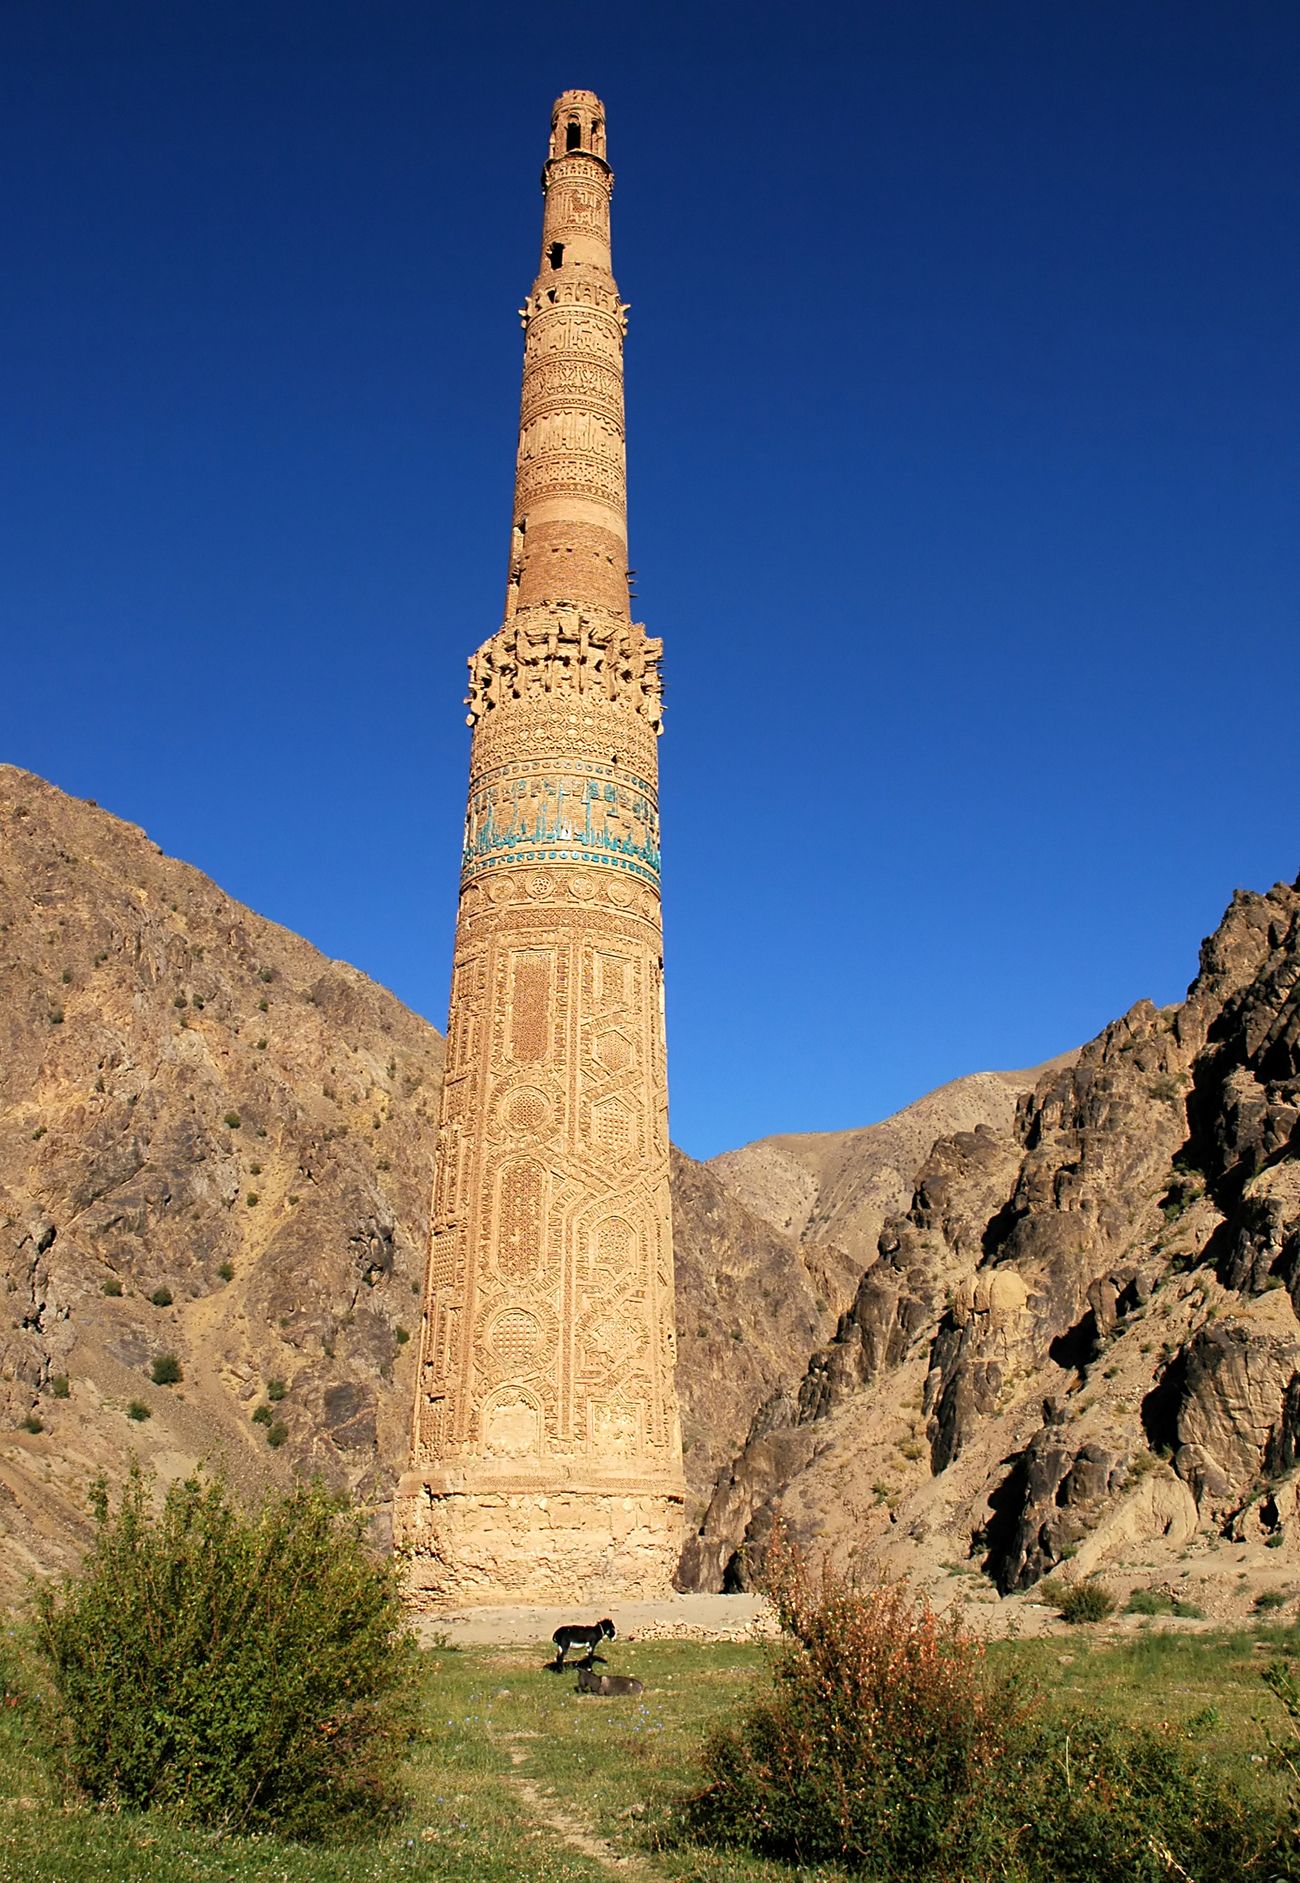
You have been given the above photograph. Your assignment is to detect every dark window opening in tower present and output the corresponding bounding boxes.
[548,242,564,270]
[546,288,557,303]
[566,120,581,150]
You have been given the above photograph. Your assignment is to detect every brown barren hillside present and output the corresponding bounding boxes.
[681,879,1300,1629]
[0,767,856,1595]
[0,766,445,1600]
[7,766,1297,1629]
[711,1060,1075,1271]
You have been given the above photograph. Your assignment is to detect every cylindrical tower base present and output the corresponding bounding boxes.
[395,1473,683,1606]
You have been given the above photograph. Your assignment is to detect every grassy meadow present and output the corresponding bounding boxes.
[0,1623,1295,1882]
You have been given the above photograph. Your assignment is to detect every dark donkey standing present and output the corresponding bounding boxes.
[551,1617,616,1667]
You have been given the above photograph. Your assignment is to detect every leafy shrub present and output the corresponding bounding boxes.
[21,1414,43,1435]
[34,1472,416,1836]
[150,1287,173,1308]
[265,1421,289,1449]
[125,1401,151,1422]
[50,1375,70,1399]
[217,1261,234,1282]
[251,1405,271,1426]
[266,1378,286,1403]
[675,1533,1283,1881]
[1057,1580,1117,1624]
[678,1531,1016,1876]
[1126,1587,1173,1615]
[102,1278,123,1297]
[223,1112,241,1130]
[150,1354,182,1387]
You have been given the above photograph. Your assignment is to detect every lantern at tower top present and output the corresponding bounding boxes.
[548,89,608,163]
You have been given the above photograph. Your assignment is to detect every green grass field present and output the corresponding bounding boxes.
[0,1624,1294,1882]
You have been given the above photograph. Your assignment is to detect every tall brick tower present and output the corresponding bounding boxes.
[395,91,684,1604]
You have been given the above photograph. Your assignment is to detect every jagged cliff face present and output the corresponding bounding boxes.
[683,881,1300,1615]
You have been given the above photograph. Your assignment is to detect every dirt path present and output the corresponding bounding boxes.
[495,1728,657,1879]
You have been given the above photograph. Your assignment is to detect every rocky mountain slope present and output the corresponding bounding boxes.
[0,767,880,1596]
[710,1061,1074,1279]
[7,764,1296,1627]
[0,765,447,1599]
[681,879,1300,1624]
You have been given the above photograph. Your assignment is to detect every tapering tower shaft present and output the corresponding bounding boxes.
[397,92,684,1605]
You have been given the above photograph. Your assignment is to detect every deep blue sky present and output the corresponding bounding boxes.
[3,2,1297,1159]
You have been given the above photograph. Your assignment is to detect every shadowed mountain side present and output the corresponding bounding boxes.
[680,879,1300,1624]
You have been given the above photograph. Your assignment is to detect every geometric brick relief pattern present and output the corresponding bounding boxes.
[396,88,684,1606]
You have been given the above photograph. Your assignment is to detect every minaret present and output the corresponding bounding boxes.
[396,91,684,1604]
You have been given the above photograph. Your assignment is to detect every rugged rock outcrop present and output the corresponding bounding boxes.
[681,880,1300,1609]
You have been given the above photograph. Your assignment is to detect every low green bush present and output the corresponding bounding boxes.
[1058,1580,1117,1624]
[125,1400,151,1422]
[33,1470,417,1837]
[150,1287,174,1308]
[1126,1587,1174,1615]
[675,1531,1283,1881]
[150,1354,182,1387]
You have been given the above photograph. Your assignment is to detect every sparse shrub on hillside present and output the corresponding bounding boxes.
[50,1376,69,1399]
[675,1532,1282,1881]
[33,1470,417,1835]
[266,1379,286,1402]
[21,1415,43,1435]
[101,1279,122,1298]
[265,1421,288,1449]
[223,1112,241,1130]
[149,1287,173,1308]
[150,1354,182,1387]
[1057,1580,1117,1624]
[251,1405,271,1425]
[217,1261,234,1282]
[125,1401,150,1422]
[1126,1587,1174,1615]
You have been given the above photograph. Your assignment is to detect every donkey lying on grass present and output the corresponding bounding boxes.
[576,1666,643,1697]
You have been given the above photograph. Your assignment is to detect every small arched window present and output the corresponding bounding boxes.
[566,121,581,151]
